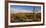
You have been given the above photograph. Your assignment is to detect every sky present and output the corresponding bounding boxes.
[10,5,41,13]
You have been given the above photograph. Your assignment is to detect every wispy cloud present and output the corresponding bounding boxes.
[15,9,33,13]
[10,8,41,14]
[10,8,33,13]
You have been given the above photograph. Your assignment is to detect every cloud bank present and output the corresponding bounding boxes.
[10,8,41,14]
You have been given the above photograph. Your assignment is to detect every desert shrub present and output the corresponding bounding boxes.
[36,13,41,18]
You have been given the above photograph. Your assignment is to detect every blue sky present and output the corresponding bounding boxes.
[10,5,33,11]
[10,5,41,13]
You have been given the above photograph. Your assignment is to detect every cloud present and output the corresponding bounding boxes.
[10,8,41,14]
[10,7,33,13]
[15,9,33,13]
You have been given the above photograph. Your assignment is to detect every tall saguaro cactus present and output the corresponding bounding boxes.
[33,6,36,21]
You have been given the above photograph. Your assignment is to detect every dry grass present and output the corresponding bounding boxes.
[10,13,41,22]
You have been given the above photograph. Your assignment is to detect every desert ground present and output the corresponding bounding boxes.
[10,13,41,23]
